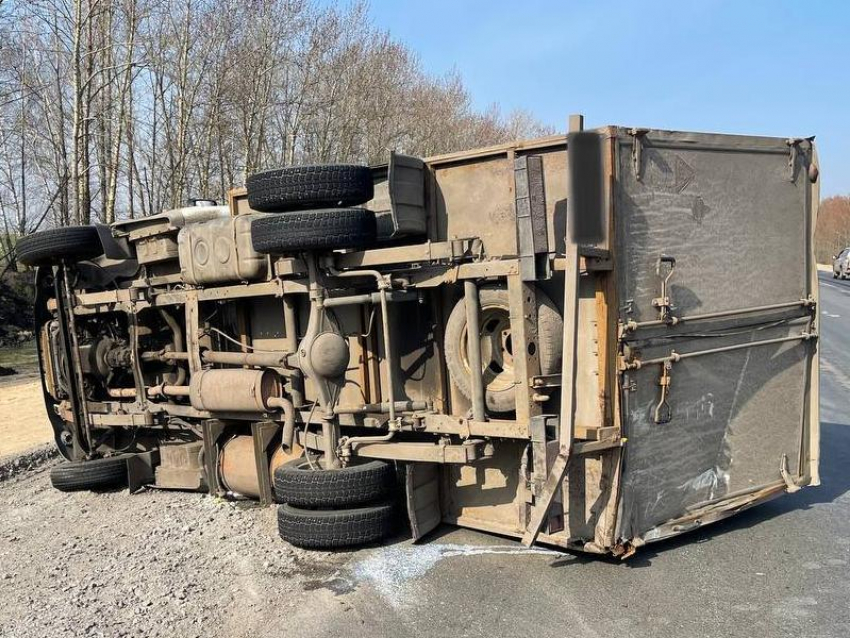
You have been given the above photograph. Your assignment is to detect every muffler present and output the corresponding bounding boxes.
[218,436,301,499]
[189,368,280,412]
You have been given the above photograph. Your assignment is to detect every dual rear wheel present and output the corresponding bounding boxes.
[251,165,395,549]
[273,456,397,549]
[247,165,378,255]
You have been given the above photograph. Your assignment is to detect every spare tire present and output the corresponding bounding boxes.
[50,456,128,492]
[250,208,376,253]
[16,226,103,267]
[444,286,563,413]
[277,501,395,549]
[273,457,394,508]
[246,165,373,212]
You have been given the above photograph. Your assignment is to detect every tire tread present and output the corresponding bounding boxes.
[247,165,373,212]
[276,502,395,549]
[16,226,103,267]
[250,208,376,253]
[273,458,394,508]
[50,456,128,492]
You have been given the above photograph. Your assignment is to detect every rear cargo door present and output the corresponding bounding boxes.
[612,129,818,540]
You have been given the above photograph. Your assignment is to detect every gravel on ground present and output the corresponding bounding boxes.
[0,458,353,638]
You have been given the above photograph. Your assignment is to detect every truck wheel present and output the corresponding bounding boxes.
[276,502,395,549]
[444,286,563,413]
[49,456,128,492]
[273,457,394,507]
[15,226,104,267]
[250,208,376,253]
[246,165,374,212]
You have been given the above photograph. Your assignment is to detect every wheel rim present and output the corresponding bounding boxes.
[459,305,514,394]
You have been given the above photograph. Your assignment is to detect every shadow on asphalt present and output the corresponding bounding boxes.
[821,275,850,289]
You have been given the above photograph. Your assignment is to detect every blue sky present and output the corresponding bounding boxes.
[360,0,848,197]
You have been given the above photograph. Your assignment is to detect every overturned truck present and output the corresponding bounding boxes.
[19,119,820,555]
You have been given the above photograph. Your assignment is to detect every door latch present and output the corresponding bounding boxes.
[651,255,677,325]
[653,359,674,424]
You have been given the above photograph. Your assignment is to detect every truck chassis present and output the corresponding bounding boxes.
[21,119,820,555]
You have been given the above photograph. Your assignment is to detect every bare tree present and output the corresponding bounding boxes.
[815,196,850,263]
[0,0,553,243]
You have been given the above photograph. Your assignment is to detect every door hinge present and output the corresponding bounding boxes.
[630,128,649,181]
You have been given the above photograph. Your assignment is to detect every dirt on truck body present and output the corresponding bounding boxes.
[18,118,820,556]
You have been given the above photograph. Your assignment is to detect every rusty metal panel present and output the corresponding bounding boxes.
[613,129,818,540]
[442,440,526,534]
[370,152,428,239]
[435,157,517,257]
[537,149,569,255]
[575,275,603,429]
[514,155,549,280]
[615,131,809,320]
[177,215,267,285]
[405,463,442,541]
[376,297,442,408]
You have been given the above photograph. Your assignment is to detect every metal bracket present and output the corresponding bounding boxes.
[630,128,649,181]
[529,414,554,496]
[201,419,229,496]
[653,359,675,424]
[786,138,801,182]
[522,225,580,546]
[532,374,562,389]
[785,137,814,183]
[127,451,158,493]
[651,255,677,324]
[251,421,280,506]
[514,155,550,281]
[780,453,801,493]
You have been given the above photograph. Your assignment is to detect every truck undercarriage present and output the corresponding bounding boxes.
[21,121,821,555]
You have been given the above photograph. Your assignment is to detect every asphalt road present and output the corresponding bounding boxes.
[286,272,850,638]
[2,274,847,638]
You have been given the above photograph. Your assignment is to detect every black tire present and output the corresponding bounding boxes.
[444,286,563,413]
[246,165,374,212]
[251,208,376,253]
[49,456,128,492]
[273,458,394,508]
[16,226,103,267]
[277,501,395,549]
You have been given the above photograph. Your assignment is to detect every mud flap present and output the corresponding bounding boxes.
[404,463,441,542]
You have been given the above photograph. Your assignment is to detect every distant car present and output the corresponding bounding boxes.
[833,247,850,279]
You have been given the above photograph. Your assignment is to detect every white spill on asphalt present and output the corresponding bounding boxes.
[348,544,562,608]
